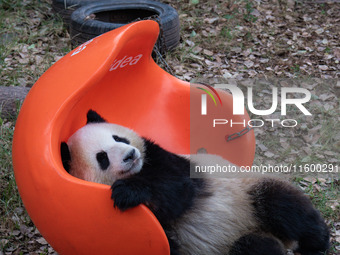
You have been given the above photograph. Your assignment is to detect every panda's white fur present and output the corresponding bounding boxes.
[61,110,329,255]
[168,178,260,254]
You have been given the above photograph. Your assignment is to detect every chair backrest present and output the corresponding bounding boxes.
[13,20,171,255]
[12,20,255,254]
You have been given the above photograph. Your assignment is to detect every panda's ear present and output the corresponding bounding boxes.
[60,142,71,172]
[86,109,106,124]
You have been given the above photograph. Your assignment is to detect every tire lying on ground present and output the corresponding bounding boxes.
[70,0,180,54]
[52,0,104,26]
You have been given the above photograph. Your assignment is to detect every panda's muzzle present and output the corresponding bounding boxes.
[123,149,136,163]
[118,148,142,175]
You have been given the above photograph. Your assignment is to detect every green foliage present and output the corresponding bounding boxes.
[302,179,340,219]
[243,0,258,23]
[290,64,301,74]
[220,27,234,40]
[0,0,23,10]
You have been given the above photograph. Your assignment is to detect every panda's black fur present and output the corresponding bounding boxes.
[61,110,330,255]
[112,138,207,225]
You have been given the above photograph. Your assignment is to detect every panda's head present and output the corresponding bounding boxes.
[61,110,145,185]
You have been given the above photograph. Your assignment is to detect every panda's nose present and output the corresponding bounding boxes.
[123,149,135,163]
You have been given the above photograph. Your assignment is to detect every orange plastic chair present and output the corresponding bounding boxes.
[12,21,255,254]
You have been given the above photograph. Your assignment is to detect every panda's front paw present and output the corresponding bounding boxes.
[111,179,151,211]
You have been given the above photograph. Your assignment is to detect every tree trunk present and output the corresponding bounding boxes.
[0,86,30,119]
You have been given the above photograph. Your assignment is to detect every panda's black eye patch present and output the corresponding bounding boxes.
[96,151,110,170]
[112,135,130,144]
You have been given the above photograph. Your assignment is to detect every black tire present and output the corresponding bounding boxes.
[52,0,103,26]
[70,0,180,54]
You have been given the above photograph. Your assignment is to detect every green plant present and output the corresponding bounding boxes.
[243,0,258,23]
[290,64,300,74]
[220,26,234,40]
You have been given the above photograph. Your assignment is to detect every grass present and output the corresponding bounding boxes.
[0,120,24,243]
[0,121,18,215]
[298,177,340,255]
[0,0,70,88]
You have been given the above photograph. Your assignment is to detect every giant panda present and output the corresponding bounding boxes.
[60,110,330,255]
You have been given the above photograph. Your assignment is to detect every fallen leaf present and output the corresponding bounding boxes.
[185,40,195,47]
[334,48,340,60]
[257,143,268,152]
[303,177,317,184]
[231,47,242,53]
[203,49,214,56]
[264,151,275,157]
[204,17,219,24]
[319,93,335,101]
[318,65,328,71]
[244,60,254,68]
[36,237,48,245]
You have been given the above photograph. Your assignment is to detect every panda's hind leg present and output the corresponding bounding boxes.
[229,233,286,255]
[248,178,329,255]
